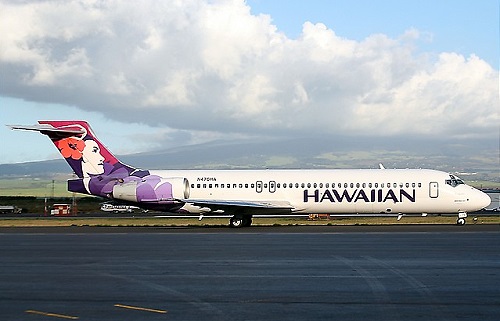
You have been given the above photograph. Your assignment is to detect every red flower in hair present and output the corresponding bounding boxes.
[55,137,85,160]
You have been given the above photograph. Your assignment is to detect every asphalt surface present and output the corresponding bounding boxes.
[0,225,499,321]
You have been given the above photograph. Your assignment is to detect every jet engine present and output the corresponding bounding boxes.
[112,176,190,203]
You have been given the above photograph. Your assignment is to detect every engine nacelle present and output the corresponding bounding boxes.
[112,176,190,203]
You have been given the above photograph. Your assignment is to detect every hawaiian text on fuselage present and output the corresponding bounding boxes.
[304,189,416,203]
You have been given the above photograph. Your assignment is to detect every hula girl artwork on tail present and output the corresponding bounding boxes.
[52,127,106,192]
[36,121,178,207]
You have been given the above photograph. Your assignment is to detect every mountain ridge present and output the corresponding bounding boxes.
[1,136,497,182]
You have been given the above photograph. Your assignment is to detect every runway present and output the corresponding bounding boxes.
[0,226,499,321]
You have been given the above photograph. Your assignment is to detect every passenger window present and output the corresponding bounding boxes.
[209,184,212,188]
[314,183,317,188]
[295,183,299,188]
[368,183,372,188]
[203,184,207,188]
[307,183,311,188]
[356,183,360,188]
[239,184,243,188]
[325,183,329,188]
[405,183,409,188]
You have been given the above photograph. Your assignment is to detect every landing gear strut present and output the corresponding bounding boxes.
[456,212,467,225]
[229,215,253,228]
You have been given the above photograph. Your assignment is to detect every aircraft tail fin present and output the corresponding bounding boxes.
[9,121,187,209]
[9,121,136,179]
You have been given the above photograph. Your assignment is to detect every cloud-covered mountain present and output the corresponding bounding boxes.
[1,136,497,185]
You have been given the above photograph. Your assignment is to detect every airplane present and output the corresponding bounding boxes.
[9,120,491,227]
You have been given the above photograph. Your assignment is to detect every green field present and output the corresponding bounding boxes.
[0,177,71,197]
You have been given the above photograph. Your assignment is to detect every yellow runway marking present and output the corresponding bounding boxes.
[25,310,79,319]
[115,303,168,314]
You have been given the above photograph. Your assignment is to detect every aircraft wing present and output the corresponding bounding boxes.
[183,199,295,215]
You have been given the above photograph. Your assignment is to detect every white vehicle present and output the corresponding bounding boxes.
[0,205,22,214]
[100,203,139,213]
[10,121,491,227]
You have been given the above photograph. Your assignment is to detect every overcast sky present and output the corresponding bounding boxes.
[1,0,498,164]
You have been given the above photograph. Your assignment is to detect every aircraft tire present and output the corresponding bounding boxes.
[242,215,253,227]
[229,216,244,228]
[457,218,466,225]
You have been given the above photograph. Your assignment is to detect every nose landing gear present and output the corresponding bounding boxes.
[456,212,467,225]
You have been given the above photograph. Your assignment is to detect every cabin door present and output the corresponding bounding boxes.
[429,182,439,198]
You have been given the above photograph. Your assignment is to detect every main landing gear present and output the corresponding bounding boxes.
[456,212,467,225]
[229,215,253,228]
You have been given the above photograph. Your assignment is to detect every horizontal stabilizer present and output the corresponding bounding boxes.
[8,124,85,139]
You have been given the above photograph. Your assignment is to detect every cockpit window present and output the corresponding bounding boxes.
[445,174,464,187]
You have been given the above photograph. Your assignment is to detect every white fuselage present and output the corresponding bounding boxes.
[149,169,490,215]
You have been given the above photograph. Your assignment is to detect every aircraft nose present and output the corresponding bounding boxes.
[474,190,491,210]
[481,192,491,209]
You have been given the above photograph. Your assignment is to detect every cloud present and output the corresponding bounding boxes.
[0,0,498,141]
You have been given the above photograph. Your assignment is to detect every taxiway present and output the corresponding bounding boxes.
[0,225,499,320]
